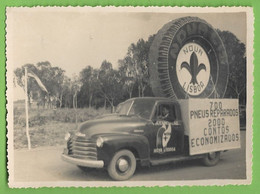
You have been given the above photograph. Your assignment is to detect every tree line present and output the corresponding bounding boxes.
[14,30,246,111]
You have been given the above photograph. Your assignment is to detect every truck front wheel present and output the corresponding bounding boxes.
[202,151,220,166]
[107,149,136,181]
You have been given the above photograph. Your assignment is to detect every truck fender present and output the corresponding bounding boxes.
[97,134,150,166]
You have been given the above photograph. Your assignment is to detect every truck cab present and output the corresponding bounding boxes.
[62,97,240,180]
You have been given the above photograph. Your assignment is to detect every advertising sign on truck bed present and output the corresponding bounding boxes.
[179,99,241,155]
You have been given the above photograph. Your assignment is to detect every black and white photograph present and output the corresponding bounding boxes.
[6,6,253,187]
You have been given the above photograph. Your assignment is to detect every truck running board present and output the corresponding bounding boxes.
[150,154,205,166]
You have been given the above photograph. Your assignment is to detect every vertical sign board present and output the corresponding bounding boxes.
[179,99,240,155]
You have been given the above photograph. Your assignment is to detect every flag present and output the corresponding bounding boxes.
[27,71,48,93]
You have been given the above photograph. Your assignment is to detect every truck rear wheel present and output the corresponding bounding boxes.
[107,149,136,181]
[202,151,220,166]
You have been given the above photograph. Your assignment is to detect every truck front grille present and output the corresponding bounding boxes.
[67,136,97,160]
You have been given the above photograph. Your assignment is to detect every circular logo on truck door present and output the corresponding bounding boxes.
[176,43,210,96]
[149,16,229,99]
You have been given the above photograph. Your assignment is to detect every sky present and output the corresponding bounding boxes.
[6,7,247,100]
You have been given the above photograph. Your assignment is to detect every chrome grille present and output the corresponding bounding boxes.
[68,136,97,160]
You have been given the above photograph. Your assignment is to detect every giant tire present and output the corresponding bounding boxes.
[107,149,136,181]
[149,17,229,99]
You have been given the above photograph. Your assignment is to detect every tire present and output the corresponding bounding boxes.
[149,17,229,99]
[202,151,220,166]
[107,149,136,181]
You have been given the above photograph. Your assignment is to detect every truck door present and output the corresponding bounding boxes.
[146,103,184,158]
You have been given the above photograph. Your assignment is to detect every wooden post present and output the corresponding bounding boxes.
[24,67,31,150]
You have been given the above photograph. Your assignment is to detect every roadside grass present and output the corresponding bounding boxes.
[13,101,109,149]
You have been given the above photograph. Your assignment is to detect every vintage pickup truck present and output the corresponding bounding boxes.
[62,97,240,180]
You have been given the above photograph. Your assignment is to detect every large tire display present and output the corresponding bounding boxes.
[149,17,229,99]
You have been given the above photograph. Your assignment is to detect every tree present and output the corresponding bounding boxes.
[14,63,46,107]
[57,75,71,108]
[98,60,123,111]
[71,75,82,109]
[36,62,65,108]
[14,63,38,92]
[100,60,112,71]
[118,56,136,98]
[121,35,155,97]
[14,61,66,108]
[62,77,73,108]
[217,30,246,105]
[78,66,99,108]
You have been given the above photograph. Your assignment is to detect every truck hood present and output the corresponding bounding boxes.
[78,115,148,138]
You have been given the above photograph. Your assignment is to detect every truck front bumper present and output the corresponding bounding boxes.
[61,154,104,168]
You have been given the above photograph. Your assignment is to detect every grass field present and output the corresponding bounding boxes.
[13,101,109,149]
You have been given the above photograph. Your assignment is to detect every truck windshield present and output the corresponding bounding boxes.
[117,99,154,120]
[116,100,133,115]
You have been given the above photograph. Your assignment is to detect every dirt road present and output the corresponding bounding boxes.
[13,131,247,183]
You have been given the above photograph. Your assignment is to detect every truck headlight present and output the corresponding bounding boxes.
[96,137,104,148]
[64,132,71,141]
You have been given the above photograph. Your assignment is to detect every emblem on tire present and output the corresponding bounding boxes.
[177,43,210,96]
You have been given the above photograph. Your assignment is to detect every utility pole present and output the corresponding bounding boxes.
[24,67,31,150]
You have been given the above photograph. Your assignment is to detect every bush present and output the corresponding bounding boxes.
[51,107,107,123]
[13,105,110,149]
[29,114,47,127]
